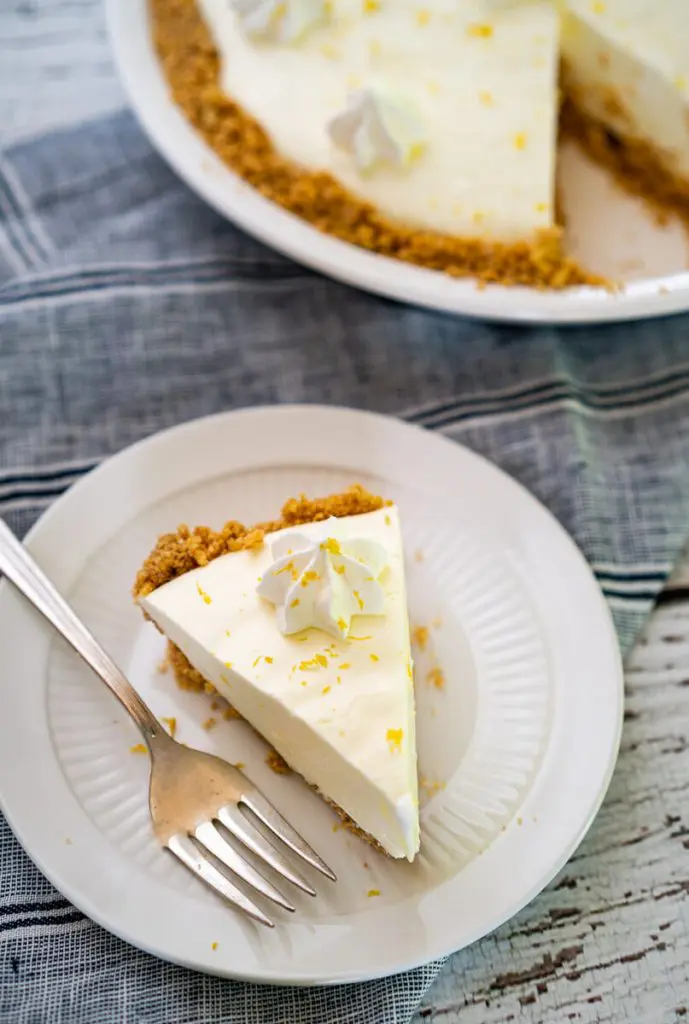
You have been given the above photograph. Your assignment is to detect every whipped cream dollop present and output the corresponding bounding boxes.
[256,519,389,639]
[230,0,329,44]
[327,87,426,174]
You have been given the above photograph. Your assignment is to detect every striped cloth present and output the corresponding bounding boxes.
[1,110,689,1024]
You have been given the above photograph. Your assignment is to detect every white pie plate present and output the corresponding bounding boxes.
[0,406,623,985]
[106,0,689,325]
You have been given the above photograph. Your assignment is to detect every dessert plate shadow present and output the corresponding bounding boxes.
[0,406,623,984]
[106,0,689,325]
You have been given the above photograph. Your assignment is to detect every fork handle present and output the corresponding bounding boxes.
[0,518,162,744]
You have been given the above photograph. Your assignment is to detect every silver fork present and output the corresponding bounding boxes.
[0,519,336,928]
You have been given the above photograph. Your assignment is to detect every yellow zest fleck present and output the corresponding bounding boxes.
[591,1,605,12]
[322,685,332,695]
[129,744,147,755]
[467,22,493,38]
[363,0,380,11]
[332,823,340,832]
[674,75,687,90]
[479,90,494,106]
[384,514,391,526]
[161,716,177,739]
[211,942,218,951]
[334,563,346,575]
[513,132,528,151]
[290,597,300,608]
[224,661,233,671]
[353,590,364,611]
[427,666,445,690]
[299,654,328,671]
[349,634,372,641]
[370,653,379,663]
[367,889,381,897]
[535,202,549,213]
[224,629,231,637]
[407,660,414,681]
[412,625,430,651]
[196,583,212,605]
[210,700,219,711]
[386,728,403,752]
[233,762,245,770]
[337,617,347,632]
[337,676,342,684]
[274,560,295,577]
[265,656,274,665]
[321,537,341,555]
[301,680,308,686]
[203,717,217,731]
[301,570,320,587]
[416,9,430,26]
[339,662,351,670]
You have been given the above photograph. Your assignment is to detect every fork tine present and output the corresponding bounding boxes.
[195,821,295,913]
[167,833,274,928]
[239,789,337,882]
[217,804,318,896]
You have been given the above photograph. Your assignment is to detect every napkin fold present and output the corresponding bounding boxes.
[1,111,689,1023]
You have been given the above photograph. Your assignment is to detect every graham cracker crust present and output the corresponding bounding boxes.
[133,486,390,854]
[149,0,601,290]
[560,86,689,231]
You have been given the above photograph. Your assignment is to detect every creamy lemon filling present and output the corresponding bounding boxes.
[141,506,420,861]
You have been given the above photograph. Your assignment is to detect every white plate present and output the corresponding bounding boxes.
[106,0,689,325]
[0,406,623,985]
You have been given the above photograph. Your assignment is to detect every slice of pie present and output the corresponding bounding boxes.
[133,488,420,861]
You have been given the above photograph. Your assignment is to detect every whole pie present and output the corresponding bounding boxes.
[151,0,689,288]
[134,488,420,861]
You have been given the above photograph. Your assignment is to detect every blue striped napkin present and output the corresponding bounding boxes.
[1,110,689,1024]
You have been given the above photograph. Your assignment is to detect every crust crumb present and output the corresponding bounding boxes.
[266,750,291,774]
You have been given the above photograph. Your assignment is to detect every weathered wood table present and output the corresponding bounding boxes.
[2,4,688,1020]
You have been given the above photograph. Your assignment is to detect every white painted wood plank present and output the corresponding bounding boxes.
[0,0,123,146]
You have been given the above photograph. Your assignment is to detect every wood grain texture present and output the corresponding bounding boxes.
[2,4,688,1020]
[0,0,123,146]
